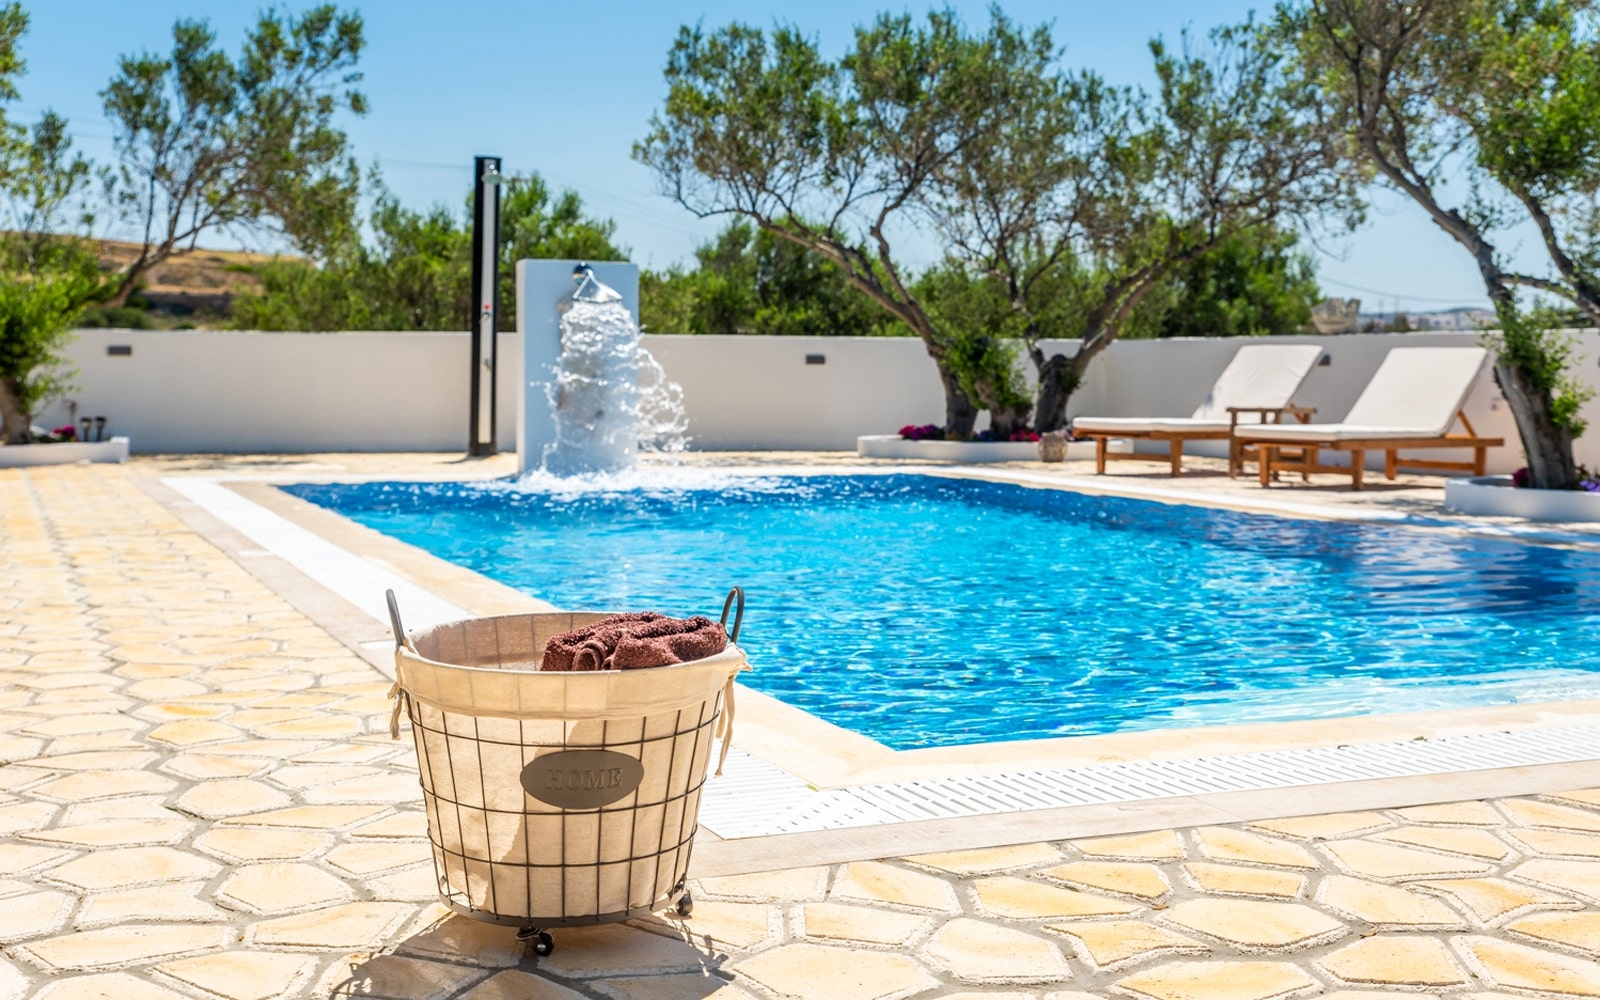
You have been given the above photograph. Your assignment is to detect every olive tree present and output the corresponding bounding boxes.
[936,20,1361,431]
[99,5,366,307]
[1292,0,1600,489]
[636,11,1054,437]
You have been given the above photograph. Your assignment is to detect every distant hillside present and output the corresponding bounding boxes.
[93,240,304,327]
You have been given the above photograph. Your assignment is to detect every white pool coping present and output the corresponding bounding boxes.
[162,466,1600,842]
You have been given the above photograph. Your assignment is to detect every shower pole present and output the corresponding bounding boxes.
[468,156,504,457]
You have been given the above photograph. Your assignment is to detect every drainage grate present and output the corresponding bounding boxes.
[698,724,1600,840]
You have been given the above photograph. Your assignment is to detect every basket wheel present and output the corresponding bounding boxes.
[676,891,694,918]
[517,927,555,956]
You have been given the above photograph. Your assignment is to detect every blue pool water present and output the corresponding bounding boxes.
[287,473,1600,749]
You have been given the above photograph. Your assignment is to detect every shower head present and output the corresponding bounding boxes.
[572,262,593,282]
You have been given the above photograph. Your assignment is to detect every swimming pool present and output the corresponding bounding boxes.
[287,473,1600,750]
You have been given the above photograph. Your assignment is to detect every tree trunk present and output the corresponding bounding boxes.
[940,369,979,438]
[1494,359,1579,490]
[0,377,32,444]
[1034,353,1074,433]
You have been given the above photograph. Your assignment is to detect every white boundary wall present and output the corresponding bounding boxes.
[39,328,1600,473]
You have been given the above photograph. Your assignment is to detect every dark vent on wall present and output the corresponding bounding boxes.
[805,354,826,365]
[107,345,132,357]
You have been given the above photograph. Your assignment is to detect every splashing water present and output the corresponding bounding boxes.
[542,285,688,476]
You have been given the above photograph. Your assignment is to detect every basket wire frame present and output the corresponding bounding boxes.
[405,689,719,928]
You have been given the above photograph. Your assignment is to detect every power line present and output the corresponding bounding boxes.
[1317,274,1492,308]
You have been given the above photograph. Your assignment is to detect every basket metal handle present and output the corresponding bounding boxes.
[719,587,744,643]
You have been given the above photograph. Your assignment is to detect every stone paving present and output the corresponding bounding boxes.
[2,464,1600,998]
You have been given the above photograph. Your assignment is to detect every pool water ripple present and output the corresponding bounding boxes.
[287,474,1600,749]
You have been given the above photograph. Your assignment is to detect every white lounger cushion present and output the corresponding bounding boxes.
[1070,416,1231,434]
[1236,346,1489,442]
[1073,343,1323,434]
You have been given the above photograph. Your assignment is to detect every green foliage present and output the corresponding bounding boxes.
[76,305,156,330]
[100,4,367,303]
[913,262,1031,414]
[641,220,903,336]
[1146,227,1320,338]
[229,173,624,331]
[1493,303,1594,438]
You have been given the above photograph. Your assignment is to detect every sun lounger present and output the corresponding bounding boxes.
[1234,346,1503,490]
[1071,344,1324,476]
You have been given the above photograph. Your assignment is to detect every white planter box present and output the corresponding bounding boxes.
[1444,474,1600,522]
[857,434,1095,463]
[0,436,129,468]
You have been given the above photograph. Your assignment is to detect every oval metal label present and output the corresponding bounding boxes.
[521,749,644,809]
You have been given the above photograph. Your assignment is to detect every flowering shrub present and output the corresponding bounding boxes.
[898,424,945,441]
[50,424,76,441]
[1009,430,1041,442]
[1512,465,1600,492]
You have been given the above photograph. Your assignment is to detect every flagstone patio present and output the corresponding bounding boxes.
[2,462,1600,998]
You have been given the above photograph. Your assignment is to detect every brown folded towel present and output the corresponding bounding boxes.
[541,612,729,672]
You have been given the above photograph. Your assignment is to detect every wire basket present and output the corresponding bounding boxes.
[386,590,747,951]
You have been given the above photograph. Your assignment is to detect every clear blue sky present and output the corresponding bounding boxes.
[18,0,1551,311]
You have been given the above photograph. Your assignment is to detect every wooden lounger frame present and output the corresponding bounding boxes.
[1253,409,1504,490]
[1079,405,1315,477]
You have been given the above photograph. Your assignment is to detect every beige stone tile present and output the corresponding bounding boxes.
[537,924,717,978]
[1457,935,1600,996]
[736,942,938,1000]
[137,702,232,722]
[20,924,226,971]
[394,908,525,969]
[634,901,775,950]
[973,875,1141,919]
[1549,789,1600,809]
[250,901,416,950]
[1512,858,1600,904]
[922,918,1069,984]
[1249,811,1390,841]
[193,827,328,863]
[32,972,192,1000]
[590,974,756,1000]
[1502,798,1600,832]
[904,842,1063,875]
[323,840,431,876]
[0,889,71,942]
[1194,828,1316,870]
[366,861,440,901]
[0,843,73,875]
[293,743,399,765]
[1319,935,1468,987]
[0,763,50,790]
[0,801,57,836]
[1507,827,1600,859]
[1114,959,1318,1000]
[20,714,144,737]
[26,818,193,848]
[76,881,227,928]
[1417,877,1574,926]
[124,678,208,700]
[265,763,383,789]
[36,750,158,771]
[1072,830,1183,860]
[1322,839,1494,881]
[1508,911,1600,954]
[1376,826,1509,860]
[32,769,175,802]
[1046,919,1204,970]
[145,720,242,747]
[694,866,828,902]
[176,779,293,819]
[156,952,316,1000]
[215,862,354,914]
[831,861,959,913]
[348,811,429,839]
[44,846,218,892]
[64,794,175,824]
[162,754,264,780]
[219,804,388,829]
[318,952,486,1000]
[458,970,590,1000]
[1043,861,1169,901]
[1163,898,1345,951]
[254,715,362,740]
[1184,863,1304,898]
[799,902,927,946]
[303,772,421,804]
[1318,875,1463,929]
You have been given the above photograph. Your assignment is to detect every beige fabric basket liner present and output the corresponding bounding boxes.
[392,611,747,923]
